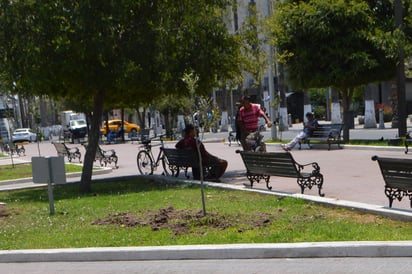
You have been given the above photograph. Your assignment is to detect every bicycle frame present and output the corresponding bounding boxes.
[137,134,171,175]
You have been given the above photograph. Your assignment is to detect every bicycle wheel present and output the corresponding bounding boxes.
[137,150,154,175]
[161,154,179,177]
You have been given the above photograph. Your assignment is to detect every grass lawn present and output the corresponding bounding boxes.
[0,163,84,181]
[0,178,411,250]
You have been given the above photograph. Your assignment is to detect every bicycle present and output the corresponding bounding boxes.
[136,134,174,176]
[246,125,266,152]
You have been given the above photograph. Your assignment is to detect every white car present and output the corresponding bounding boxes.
[12,128,37,143]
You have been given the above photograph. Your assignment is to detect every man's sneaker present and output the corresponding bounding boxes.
[281,144,290,152]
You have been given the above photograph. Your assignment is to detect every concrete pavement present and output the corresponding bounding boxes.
[1,121,412,264]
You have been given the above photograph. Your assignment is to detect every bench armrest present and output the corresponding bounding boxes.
[102,149,116,156]
[328,129,341,139]
[68,147,80,153]
[296,161,321,175]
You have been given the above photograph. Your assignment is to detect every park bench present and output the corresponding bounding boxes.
[95,145,119,168]
[95,146,118,168]
[298,123,344,150]
[372,155,412,208]
[162,148,212,179]
[53,142,82,163]
[6,142,26,156]
[82,144,118,168]
[237,150,325,196]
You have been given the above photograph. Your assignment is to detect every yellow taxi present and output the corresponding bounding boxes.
[100,120,140,136]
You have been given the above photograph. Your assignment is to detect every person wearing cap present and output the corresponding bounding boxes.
[281,112,319,151]
[237,95,272,151]
[176,124,227,181]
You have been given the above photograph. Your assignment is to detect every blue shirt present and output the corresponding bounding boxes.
[303,119,319,136]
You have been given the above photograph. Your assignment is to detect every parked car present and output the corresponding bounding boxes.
[100,120,140,136]
[12,128,37,143]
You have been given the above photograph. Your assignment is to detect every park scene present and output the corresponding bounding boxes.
[1,1,412,272]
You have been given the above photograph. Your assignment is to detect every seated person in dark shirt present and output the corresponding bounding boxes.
[175,124,227,180]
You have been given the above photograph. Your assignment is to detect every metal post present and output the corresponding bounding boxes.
[47,158,55,215]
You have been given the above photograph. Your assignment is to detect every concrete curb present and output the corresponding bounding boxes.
[2,156,412,262]
[1,241,412,262]
[0,166,112,185]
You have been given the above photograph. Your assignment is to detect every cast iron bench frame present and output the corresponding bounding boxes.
[83,144,118,169]
[162,148,212,179]
[6,142,26,156]
[237,150,324,196]
[95,146,118,168]
[372,155,412,208]
[298,123,344,150]
[53,142,82,163]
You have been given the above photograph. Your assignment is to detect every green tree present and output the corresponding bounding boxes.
[239,2,268,92]
[268,0,399,141]
[0,0,242,192]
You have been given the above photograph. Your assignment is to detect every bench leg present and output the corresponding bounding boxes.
[297,174,324,197]
[246,174,271,190]
[385,186,405,208]
[112,155,119,169]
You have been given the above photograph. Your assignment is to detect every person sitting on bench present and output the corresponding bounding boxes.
[176,124,227,181]
[281,112,319,151]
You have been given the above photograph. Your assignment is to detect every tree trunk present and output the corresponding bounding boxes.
[79,90,105,193]
[395,0,407,137]
[363,84,377,128]
[340,87,353,142]
[331,88,342,123]
[303,90,311,122]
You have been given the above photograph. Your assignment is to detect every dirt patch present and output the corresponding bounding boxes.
[92,206,274,235]
[0,204,20,219]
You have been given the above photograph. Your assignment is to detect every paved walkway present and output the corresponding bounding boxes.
[1,121,412,267]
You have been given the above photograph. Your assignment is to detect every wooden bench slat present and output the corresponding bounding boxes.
[162,148,215,179]
[162,148,200,168]
[238,151,324,196]
[299,123,343,150]
[53,142,82,163]
[372,155,412,208]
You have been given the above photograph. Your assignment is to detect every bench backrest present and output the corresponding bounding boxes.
[162,148,201,168]
[239,151,299,178]
[53,142,68,156]
[311,123,343,138]
[95,146,106,158]
[372,156,412,190]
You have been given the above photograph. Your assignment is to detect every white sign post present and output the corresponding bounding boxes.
[32,156,66,215]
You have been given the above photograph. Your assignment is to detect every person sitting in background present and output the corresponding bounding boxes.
[281,112,319,151]
[175,124,227,181]
[107,129,117,143]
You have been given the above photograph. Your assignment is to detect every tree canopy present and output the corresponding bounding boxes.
[0,0,243,192]
[268,0,401,141]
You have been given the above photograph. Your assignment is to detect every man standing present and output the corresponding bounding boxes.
[281,112,319,151]
[237,96,272,151]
